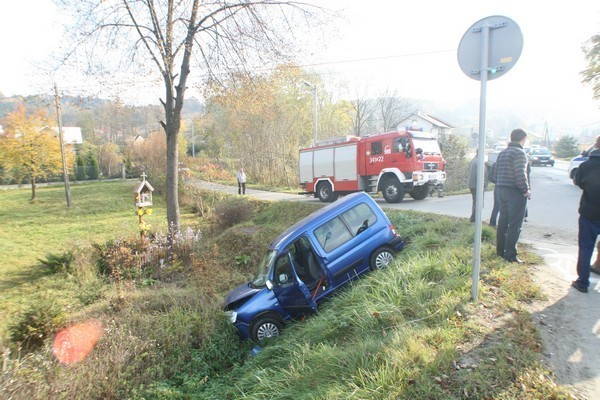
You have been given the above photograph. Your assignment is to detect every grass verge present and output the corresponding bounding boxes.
[0,185,575,399]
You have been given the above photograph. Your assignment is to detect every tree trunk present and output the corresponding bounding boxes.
[165,128,180,233]
[30,177,36,201]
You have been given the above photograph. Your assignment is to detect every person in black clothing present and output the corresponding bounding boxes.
[488,161,499,228]
[467,152,488,223]
[571,136,600,293]
[491,129,531,263]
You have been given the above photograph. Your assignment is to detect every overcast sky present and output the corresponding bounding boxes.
[0,0,598,134]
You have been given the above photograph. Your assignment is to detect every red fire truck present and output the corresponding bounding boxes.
[299,129,446,203]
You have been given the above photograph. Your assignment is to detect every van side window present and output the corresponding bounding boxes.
[314,217,353,253]
[341,203,377,235]
[273,253,293,286]
[314,203,378,253]
[371,141,382,155]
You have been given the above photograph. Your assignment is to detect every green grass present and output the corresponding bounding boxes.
[0,181,168,337]
[0,185,574,399]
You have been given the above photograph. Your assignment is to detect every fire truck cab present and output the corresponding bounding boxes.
[299,130,446,203]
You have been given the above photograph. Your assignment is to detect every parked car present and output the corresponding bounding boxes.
[568,146,594,180]
[222,192,405,342]
[528,148,555,167]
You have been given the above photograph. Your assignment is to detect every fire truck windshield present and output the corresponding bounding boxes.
[412,138,441,155]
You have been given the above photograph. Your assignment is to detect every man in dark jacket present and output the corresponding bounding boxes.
[572,135,600,293]
[492,128,531,263]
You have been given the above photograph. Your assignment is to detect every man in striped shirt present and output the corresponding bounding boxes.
[492,128,531,263]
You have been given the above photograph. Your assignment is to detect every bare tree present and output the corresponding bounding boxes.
[56,0,324,232]
[581,33,600,101]
[376,88,416,132]
[349,85,376,135]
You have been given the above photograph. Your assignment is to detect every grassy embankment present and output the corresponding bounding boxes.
[0,181,574,399]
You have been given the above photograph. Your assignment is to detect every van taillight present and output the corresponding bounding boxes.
[389,224,397,236]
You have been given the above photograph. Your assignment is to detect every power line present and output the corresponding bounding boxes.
[54,48,455,93]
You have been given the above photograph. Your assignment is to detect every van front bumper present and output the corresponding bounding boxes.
[233,320,251,340]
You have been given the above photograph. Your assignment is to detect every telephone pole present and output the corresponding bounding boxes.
[54,82,72,207]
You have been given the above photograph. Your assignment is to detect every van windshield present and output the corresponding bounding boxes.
[250,250,277,288]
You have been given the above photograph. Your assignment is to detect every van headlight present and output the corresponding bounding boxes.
[226,310,237,323]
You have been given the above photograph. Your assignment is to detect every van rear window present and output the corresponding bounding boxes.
[314,202,377,253]
[341,203,377,235]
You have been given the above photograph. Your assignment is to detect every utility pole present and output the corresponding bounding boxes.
[191,119,195,157]
[54,82,71,207]
[303,81,318,146]
[543,121,551,149]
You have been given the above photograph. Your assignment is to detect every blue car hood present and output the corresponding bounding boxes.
[223,282,261,310]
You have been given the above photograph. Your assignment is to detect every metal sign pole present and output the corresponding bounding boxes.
[471,24,490,301]
[458,15,523,302]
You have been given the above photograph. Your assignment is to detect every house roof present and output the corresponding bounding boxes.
[411,113,454,129]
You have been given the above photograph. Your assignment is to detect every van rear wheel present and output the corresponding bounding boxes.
[251,316,282,342]
[370,247,395,270]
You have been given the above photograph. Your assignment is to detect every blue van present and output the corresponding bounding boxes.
[223,192,404,341]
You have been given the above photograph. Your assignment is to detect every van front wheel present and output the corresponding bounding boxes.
[370,247,395,270]
[251,316,282,342]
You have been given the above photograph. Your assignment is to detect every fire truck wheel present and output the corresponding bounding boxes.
[316,182,338,202]
[409,186,431,200]
[370,247,395,270]
[382,179,404,203]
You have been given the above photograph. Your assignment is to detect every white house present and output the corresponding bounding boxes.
[52,126,83,144]
[397,112,454,138]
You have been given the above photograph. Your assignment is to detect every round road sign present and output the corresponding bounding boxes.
[457,15,523,81]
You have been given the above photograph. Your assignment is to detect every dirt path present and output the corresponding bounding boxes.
[523,229,600,400]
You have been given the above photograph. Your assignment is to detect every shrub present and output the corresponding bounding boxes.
[553,134,581,158]
[8,296,67,351]
[439,133,469,192]
[179,183,228,217]
[195,160,232,182]
[38,251,74,274]
[211,197,254,230]
[94,228,203,283]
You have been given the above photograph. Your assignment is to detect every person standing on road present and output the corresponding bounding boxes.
[571,135,600,293]
[492,128,531,263]
[488,161,499,228]
[467,151,488,223]
[237,168,247,195]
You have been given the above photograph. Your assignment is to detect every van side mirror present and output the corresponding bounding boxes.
[278,274,288,284]
[582,150,589,157]
[265,280,274,290]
